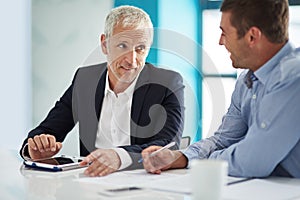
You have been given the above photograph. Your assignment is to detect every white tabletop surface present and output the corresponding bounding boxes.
[1,148,300,200]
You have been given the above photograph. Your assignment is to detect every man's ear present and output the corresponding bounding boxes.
[100,34,108,55]
[246,26,261,47]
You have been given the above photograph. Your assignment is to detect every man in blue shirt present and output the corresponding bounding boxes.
[141,0,300,178]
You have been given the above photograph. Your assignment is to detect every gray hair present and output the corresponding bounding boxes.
[104,5,153,39]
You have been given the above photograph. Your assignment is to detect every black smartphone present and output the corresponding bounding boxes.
[98,187,143,196]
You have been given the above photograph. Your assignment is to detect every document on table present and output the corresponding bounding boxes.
[76,169,246,194]
[76,169,184,188]
[76,169,300,199]
[144,174,300,200]
[138,171,247,194]
[223,178,300,200]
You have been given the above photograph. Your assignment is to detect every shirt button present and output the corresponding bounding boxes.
[261,122,266,129]
[252,94,257,99]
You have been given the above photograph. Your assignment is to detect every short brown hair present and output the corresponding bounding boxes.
[220,0,289,43]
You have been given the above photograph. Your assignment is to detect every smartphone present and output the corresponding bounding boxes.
[98,187,143,196]
[23,156,87,172]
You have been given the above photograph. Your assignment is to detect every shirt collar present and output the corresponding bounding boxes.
[254,41,294,85]
[104,71,141,98]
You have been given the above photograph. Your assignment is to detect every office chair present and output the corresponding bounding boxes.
[180,136,191,149]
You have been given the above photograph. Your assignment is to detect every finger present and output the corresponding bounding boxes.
[142,154,151,168]
[84,161,104,177]
[148,153,170,173]
[27,138,38,151]
[85,153,98,163]
[146,163,161,174]
[47,135,56,151]
[80,156,92,166]
[52,142,62,154]
[80,151,100,166]
[141,150,150,159]
[33,135,44,152]
[143,155,159,173]
[56,142,62,150]
[92,163,108,177]
[150,153,166,169]
[97,165,115,176]
[142,146,162,155]
[148,161,161,174]
[92,156,116,177]
[40,134,50,151]
[80,159,89,166]
[85,151,115,177]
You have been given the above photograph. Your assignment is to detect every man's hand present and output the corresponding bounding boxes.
[141,146,179,174]
[80,149,121,177]
[28,134,62,160]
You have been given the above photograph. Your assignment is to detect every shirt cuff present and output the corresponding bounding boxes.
[21,143,31,161]
[113,148,132,170]
[179,149,191,168]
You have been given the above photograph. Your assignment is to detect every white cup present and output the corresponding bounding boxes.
[190,159,228,200]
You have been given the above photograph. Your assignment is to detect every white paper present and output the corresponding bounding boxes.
[223,179,300,200]
[76,169,182,188]
[76,169,246,194]
[76,169,300,199]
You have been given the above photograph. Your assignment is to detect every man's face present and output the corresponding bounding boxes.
[219,12,250,69]
[101,24,152,85]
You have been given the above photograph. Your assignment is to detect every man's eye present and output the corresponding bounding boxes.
[135,45,146,52]
[117,43,127,48]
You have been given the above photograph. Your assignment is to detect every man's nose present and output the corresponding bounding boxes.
[124,49,137,65]
[219,35,225,46]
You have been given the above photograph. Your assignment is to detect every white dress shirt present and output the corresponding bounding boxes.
[95,73,139,170]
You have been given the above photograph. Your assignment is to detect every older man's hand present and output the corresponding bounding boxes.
[80,149,121,177]
[28,134,62,160]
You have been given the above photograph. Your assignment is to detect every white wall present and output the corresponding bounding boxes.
[0,0,31,150]
[289,6,300,46]
[32,0,112,155]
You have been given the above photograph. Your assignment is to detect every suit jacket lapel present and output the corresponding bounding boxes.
[95,68,107,120]
[131,64,151,140]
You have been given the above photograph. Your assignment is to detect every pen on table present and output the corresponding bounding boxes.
[227,178,253,186]
[138,141,176,163]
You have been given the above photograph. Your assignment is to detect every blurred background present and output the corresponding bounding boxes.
[1,0,299,156]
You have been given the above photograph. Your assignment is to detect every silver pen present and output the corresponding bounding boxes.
[138,141,176,163]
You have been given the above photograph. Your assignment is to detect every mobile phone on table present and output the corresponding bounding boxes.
[98,187,143,196]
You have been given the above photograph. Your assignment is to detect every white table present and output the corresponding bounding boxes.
[1,148,300,200]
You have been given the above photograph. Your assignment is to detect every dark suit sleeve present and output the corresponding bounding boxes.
[120,69,185,169]
[19,70,78,158]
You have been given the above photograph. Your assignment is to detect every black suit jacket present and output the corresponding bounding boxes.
[20,63,184,169]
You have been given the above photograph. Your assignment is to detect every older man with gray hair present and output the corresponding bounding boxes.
[20,5,184,177]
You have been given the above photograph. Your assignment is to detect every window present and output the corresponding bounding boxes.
[201,2,300,138]
[202,9,236,138]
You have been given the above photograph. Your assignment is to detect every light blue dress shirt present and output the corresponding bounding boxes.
[183,41,300,178]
